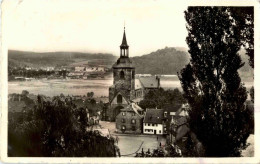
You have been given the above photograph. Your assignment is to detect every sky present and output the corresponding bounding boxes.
[2,0,189,57]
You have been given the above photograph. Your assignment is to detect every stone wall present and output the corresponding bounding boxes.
[115,111,143,134]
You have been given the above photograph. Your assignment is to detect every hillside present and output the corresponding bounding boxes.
[8,47,253,82]
[132,47,190,75]
[8,50,117,68]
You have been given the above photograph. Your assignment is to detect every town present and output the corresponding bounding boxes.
[8,24,254,157]
[4,0,256,159]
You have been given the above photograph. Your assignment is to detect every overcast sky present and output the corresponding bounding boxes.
[2,0,189,57]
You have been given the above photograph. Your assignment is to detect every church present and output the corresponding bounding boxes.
[107,27,135,121]
[107,27,160,122]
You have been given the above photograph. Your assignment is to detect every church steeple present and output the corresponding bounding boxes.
[120,26,129,58]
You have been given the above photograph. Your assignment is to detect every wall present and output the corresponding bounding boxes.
[113,68,135,100]
[143,123,164,135]
[111,93,128,105]
[116,111,143,134]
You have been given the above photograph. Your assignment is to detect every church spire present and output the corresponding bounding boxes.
[120,25,129,58]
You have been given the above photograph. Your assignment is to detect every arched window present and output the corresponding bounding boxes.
[120,71,124,79]
[117,94,122,104]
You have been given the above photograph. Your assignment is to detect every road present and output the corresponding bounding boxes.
[99,121,166,157]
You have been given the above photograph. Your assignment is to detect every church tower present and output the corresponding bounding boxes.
[108,27,135,121]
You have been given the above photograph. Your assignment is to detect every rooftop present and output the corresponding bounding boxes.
[138,76,160,88]
[121,103,144,118]
[143,108,164,124]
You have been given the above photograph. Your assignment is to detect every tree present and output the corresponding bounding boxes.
[21,90,29,97]
[139,88,185,110]
[87,92,94,98]
[250,86,254,103]
[229,8,254,68]
[178,7,252,156]
[8,95,116,157]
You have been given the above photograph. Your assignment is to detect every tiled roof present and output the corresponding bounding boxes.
[138,76,160,88]
[164,103,182,113]
[121,103,144,118]
[135,79,143,89]
[143,109,164,124]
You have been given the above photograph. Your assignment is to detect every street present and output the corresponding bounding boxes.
[99,121,166,157]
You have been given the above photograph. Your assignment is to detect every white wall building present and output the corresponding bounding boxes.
[143,109,166,135]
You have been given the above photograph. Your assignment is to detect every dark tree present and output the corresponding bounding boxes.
[178,7,253,157]
[139,88,185,110]
[229,8,254,68]
[250,86,254,103]
[8,95,116,157]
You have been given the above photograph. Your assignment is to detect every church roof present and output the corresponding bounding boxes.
[120,28,129,49]
[112,57,135,68]
[138,76,160,88]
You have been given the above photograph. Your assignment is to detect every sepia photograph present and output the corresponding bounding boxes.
[1,0,259,163]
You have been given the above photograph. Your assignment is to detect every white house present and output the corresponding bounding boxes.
[75,66,85,72]
[143,109,166,135]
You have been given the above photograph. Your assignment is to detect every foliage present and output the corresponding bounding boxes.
[8,66,56,79]
[8,95,116,157]
[8,47,190,76]
[87,92,94,98]
[8,50,116,68]
[229,8,254,68]
[139,88,186,109]
[178,7,252,157]
[250,86,254,103]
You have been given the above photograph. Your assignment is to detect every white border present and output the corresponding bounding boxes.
[1,0,260,163]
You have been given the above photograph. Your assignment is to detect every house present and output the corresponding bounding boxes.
[75,66,85,72]
[163,103,183,135]
[115,103,144,134]
[168,103,189,143]
[143,108,167,135]
[133,76,160,104]
[67,72,84,79]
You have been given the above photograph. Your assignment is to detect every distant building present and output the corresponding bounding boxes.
[67,72,84,79]
[143,108,167,135]
[75,66,85,72]
[116,103,144,134]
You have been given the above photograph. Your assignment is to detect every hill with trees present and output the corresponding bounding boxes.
[8,47,252,81]
[132,47,190,75]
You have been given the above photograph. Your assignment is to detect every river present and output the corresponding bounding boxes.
[8,77,253,97]
[8,77,183,97]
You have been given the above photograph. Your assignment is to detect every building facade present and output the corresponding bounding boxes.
[143,109,167,135]
[115,103,144,134]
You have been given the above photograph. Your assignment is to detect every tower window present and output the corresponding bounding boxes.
[120,71,125,79]
[117,94,122,104]
[132,71,135,79]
